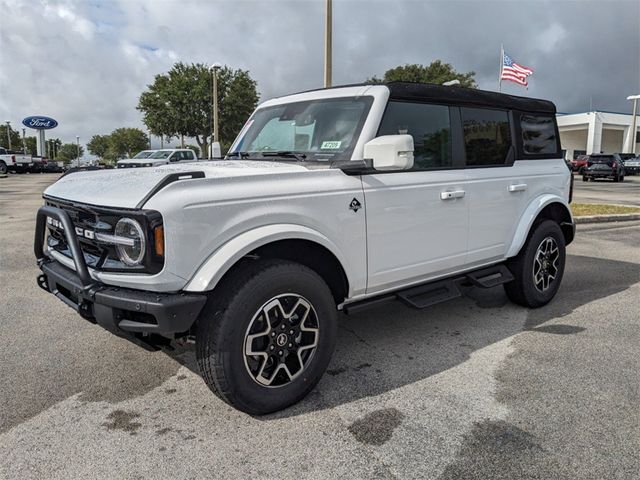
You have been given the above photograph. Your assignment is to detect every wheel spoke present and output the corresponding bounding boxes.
[243,293,319,388]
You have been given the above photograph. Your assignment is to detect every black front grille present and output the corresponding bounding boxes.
[43,198,164,274]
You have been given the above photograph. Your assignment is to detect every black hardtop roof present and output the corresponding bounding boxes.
[384,82,557,114]
[290,81,557,115]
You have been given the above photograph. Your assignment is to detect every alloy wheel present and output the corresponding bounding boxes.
[532,236,560,293]
[243,294,319,387]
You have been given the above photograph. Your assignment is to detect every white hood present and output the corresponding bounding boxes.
[44,161,310,209]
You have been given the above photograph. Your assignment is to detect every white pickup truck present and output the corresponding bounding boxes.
[0,147,32,173]
[116,148,198,168]
[35,82,574,414]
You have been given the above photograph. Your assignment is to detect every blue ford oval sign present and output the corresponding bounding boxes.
[22,116,58,130]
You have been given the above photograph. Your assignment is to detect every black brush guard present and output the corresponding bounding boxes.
[35,206,206,336]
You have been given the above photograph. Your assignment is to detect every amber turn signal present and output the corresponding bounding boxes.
[154,226,164,257]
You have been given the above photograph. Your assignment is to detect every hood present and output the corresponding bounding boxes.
[44,160,310,209]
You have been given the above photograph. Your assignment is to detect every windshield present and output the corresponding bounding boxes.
[149,151,172,159]
[133,150,154,159]
[228,96,373,161]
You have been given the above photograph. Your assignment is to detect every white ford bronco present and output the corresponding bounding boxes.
[35,82,574,414]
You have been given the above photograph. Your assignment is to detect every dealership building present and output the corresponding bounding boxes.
[557,111,639,159]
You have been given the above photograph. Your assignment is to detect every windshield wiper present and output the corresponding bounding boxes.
[260,151,307,162]
[226,151,250,159]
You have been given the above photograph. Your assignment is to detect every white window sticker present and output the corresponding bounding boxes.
[321,141,342,149]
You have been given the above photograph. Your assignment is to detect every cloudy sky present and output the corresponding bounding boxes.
[1,0,638,149]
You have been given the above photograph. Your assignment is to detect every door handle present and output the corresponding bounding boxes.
[440,190,466,200]
[508,183,527,192]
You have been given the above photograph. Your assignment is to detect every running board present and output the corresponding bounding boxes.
[343,264,514,314]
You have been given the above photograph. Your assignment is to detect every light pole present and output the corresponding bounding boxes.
[324,0,332,88]
[5,121,11,150]
[22,128,26,154]
[627,94,640,154]
[210,63,222,159]
[76,135,80,167]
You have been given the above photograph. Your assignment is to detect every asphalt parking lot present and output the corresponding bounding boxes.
[572,173,640,206]
[1,174,639,480]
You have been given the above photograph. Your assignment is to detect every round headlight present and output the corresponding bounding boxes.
[115,218,146,266]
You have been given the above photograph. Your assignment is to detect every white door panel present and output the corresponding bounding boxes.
[465,165,526,263]
[466,160,567,263]
[363,170,468,294]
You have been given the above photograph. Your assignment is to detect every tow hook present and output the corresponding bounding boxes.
[78,301,95,321]
[37,274,49,292]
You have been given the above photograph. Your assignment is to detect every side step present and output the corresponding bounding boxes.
[396,279,461,309]
[343,264,515,314]
[465,264,514,289]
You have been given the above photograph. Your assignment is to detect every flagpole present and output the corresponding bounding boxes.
[498,44,503,92]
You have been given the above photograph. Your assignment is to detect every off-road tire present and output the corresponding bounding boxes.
[196,259,338,414]
[0,161,7,175]
[504,220,566,308]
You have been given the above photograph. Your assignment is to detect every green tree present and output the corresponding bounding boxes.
[24,136,37,156]
[367,60,477,88]
[0,124,24,150]
[57,143,85,164]
[44,138,62,158]
[87,135,110,159]
[137,62,259,158]
[107,128,149,160]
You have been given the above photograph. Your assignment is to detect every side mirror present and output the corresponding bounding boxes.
[363,135,414,171]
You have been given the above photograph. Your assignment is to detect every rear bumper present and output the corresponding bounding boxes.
[34,204,206,337]
[583,171,615,179]
[38,260,206,336]
[8,163,31,172]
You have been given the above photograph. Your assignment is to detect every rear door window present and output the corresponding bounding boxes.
[520,114,559,155]
[461,108,512,166]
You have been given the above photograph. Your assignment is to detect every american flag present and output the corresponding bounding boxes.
[501,52,533,87]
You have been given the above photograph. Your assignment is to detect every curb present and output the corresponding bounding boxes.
[575,213,640,224]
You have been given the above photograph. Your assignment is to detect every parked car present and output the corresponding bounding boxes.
[30,156,49,173]
[43,161,65,174]
[569,154,590,173]
[34,82,574,414]
[621,154,640,175]
[582,154,625,182]
[0,147,32,173]
[116,149,197,168]
[617,153,637,175]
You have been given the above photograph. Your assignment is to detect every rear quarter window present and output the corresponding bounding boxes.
[520,114,559,155]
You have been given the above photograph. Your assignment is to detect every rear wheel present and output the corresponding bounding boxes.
[614,174,620,182]
[504,220,566,308]
[196,259,338,414]
[582,176,589,182]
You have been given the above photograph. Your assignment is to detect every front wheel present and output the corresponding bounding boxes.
[196,259,338,414]
[504,220,566,308]
[0,161,7,175]
[582,176,589,182]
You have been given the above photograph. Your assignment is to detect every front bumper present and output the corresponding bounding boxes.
[35,205,207,337]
